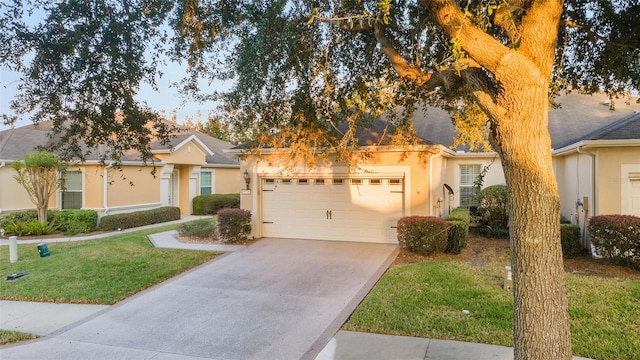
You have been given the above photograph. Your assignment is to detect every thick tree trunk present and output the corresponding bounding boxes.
[495,86,572,359]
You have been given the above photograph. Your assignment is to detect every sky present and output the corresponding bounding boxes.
[0,62,226,132]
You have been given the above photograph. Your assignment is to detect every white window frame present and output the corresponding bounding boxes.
[459,164,481,207]
[200,170,215,195]
[61,170,84,210]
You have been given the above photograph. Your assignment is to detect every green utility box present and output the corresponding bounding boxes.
[37,242,50,257]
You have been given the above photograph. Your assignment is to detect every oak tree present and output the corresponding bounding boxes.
[1,1,639,359]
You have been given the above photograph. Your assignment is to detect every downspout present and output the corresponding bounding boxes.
[429,150,443,217]
[103,162,114,215]
[576,146,596,251]
[0,162,5,214]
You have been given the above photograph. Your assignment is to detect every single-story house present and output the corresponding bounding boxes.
[229,93,640,247]
[0,121,240,217]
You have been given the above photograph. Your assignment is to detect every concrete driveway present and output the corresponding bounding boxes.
[1,238,398,360]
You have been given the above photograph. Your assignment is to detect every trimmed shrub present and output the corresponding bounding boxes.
[589,215,640,269]
[446,220,468,254]
[396,216,448,256]
[177,219,217,238]
[478,184,509,229]
[560,224,582,258]
[217,208,251,243]
[560,214,571,224]
[446,207,471,224]
[98,207,181,231]
[50,210,98,235]
[474,227,510,239]
[192,194,240,215]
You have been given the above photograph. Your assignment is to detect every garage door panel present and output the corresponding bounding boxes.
[261,176,404,243]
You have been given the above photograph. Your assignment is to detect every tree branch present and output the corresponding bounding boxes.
[493,0,529,43]
[564,19,640,50]
[518,0,563,74]
[419,0,510,76]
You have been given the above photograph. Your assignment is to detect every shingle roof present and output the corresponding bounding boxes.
[411,92,640,150]
[0,120,239,166]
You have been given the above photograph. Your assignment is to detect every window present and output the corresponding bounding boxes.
[297,179,309,185]
[369,179,382,185]
[333,179,345,185]
[62,171,82,209]
[460,164,481,207]
[350,179,363,185]
[314,179,325,185]
[389,179,402,186]
[200,171,214,195]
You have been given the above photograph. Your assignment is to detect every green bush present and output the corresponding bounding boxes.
[445,220,468,254]
[478,185,509,229]
[560,224,582,258]
[396,216,448,256]
[560,214,572,224]
[217,208,251,242]
[192,194,240,215]
[4,219,59,236]
[446,207,471,224]
[50,210,98,235]
[0,210,39,229]
[589,215,640,270]
[98,207,181,231]
[473,227,510,239]
[177,219,217,238]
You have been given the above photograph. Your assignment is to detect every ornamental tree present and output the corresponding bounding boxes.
[12,151,66,224]
[1,1,639,359]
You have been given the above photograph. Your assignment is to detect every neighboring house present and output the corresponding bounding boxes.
[229,93,640,247]
[0,121,240,218]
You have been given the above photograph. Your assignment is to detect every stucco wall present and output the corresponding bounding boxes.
[213,167,242,194]
[597,147,640,215]
[0,164,57,213]
[104,165,161,211]
[554,152,594,225]
[155,141,208,165]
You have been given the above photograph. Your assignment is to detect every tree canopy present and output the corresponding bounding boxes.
[2,1,637,163]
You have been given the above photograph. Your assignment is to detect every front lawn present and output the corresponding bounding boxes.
[0,225,220,305]
[344,236,640,360]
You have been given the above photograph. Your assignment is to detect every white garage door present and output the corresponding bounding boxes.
[261,176,405,243]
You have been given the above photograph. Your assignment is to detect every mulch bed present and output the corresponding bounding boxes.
[175,234,260,246]
[392,235,640,280]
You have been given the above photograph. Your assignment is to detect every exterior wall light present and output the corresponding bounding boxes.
[243,170,250,190]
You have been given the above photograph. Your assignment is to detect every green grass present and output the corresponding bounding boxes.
[0,329,38,345]
[0,225,220,305]
[344,258,640,360]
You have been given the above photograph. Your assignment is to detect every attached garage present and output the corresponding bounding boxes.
[259,175,405,243]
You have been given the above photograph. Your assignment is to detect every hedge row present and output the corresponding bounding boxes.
[589,215,640,270]
[98,207,181,231]
[0,209,98,236]
[192,194,240,215]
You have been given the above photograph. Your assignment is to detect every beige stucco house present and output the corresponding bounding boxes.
[229,93,640,247]
[0,122,240,218]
